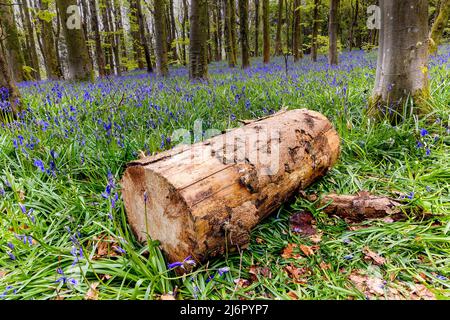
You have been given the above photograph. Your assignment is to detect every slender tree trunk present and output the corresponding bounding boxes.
[348,0,358,51]
[328,0,339,65]
[0,46,21,116]
[154,0,169,76]
[311,0,319,62]
[135,0,153,73]
[262,0,270,63]
[293,0,303,61]
[130,1,144,69]
[113,0,127,65]
[213,2,222,61]
[254,0,259,56]
[168,0,178,62]
[100,0,113,74]
[0,0,25,82]
[22,0,41,80]
[182,0,189,65]
[275,0,283,55]
[37,0,62,79]
[224,0,236,67]
[369,0,431,121]
[285,0,290,52]
[89,0,107,77]
[57,0,93,81]
[239,0,250,68]
[430,0,450,54]
[189,0,208,80]
[229,0,238,64]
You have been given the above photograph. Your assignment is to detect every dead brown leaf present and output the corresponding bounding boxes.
[92,235,124,259]
[284,264,310,284]
[299,244,315,257]
[363,247,386,265]
[249,265,272,282]
[281,243,301,259]
[349,270,386,298]
[0,270,7,278]
[410,284,436,300]
[255,237,265,244]
[319,262,331,270]
[84,282,100,300]
[310,233,322,244]
[287,291,299,300]
[160,293,176,300]
[234,278,251,288]
[290,211,316,236]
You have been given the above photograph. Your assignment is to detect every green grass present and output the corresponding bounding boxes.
[0,47,449,300]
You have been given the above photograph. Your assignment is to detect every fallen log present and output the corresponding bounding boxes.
[303,191,426,222]
[121,109,340,264]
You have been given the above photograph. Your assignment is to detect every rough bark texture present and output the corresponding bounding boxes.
[275,0,283,55]
[254,0,260,56]
[328,0,339,65]
[229,0,238,64]
[0,0,25,82]
[224,0,236,67]
[430,0,450,54]
[57,0,93,81]
[348,0,358,51]
[129,0,144,69]
[154,0,169,76]
[368,0,431,121]
[262,0,270,63]
[239,0,250,69]
[0,46,21,116]
[293,0,303,61]
[38,0,63,79]
[304,192,425,222]
[113,0,127,64]
[89,0,107,77]
[189,0,208,80]
[121,109,340,264]
[168,0,178,62]
[311,0,319,62]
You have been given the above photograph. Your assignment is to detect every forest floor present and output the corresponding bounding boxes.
[0,46,449,300]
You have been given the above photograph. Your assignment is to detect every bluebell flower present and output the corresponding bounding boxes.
[218,267,230,276]
[33,159,45,172]
[7,242,14,250]
[420,129,428,137]
[407,192,414,200]
[7,252,16,260]
[436,275,447,281]
[343,254,354,260]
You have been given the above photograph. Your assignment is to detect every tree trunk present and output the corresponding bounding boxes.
[229,0,238,64]
[239,0,250,68]
[38,0,62,79]
[182,0,189,65]
[285,0,290,52]
[89,0,107,77]
[430,0,450,54]
[213,2,222,61]
[262,0,270,63]
[189,0,209,80]
[130,0,144,69]
[328,0,339,65]
[154,0,169,76]
[311,0,319,62]
[135,0,153,73]
[22,0,41,80]
[369,0,431,121]
[100,0,113,74]
[168,0,178,62]
[293,0,303,61]
[224,0,236,67]
[348,0,358,51]
[0,0,25,82]
[57,0,93,81]
[105,0,121,75]
[121,109,340,264]
[0,46,21,117]
[113,0,128,67]
[254,0,259,56]
[275,0,283,55]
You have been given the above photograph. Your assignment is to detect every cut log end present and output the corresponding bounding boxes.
[121,109,340,264]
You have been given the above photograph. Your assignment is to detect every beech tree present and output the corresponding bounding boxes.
[89,0,107,77]
[0,46,21,117]
[239,0,250,69]
[292,0,303,61]
[430,0,450,54]
[262,0,269,63]
[154,0,169,76]
[189,0,208,80]
[275,0,283,55]
[369,0,431,121]
[328,0,339,65]
[311,0,320,62]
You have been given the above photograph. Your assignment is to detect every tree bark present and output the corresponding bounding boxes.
[182,0,189,65]
[22,0,41,80]
[239,0,250,68]
[130,0,144,69]
[121,109,340,264]
[224,0,236,67]
[328,0,339,65]
[254,0,259,56]
[154,0,169,76]
[348,0,358,51]
[275,0,283,55]
[311,0,319,62]
[429,0,450,54]
[189,0,209,80]
[262,0,270,63]
[168,0,178,62]
[0,0,25,82]
[293,0,303,61]
[0,45,21,117]
[229,0,238,64]
[89,0,107,77]
[57,0,93,81]
[369,0,431,121]
[113,0,127,67]
[135,0,153,73]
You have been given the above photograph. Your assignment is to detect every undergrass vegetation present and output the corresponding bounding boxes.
[1,46,449,300]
